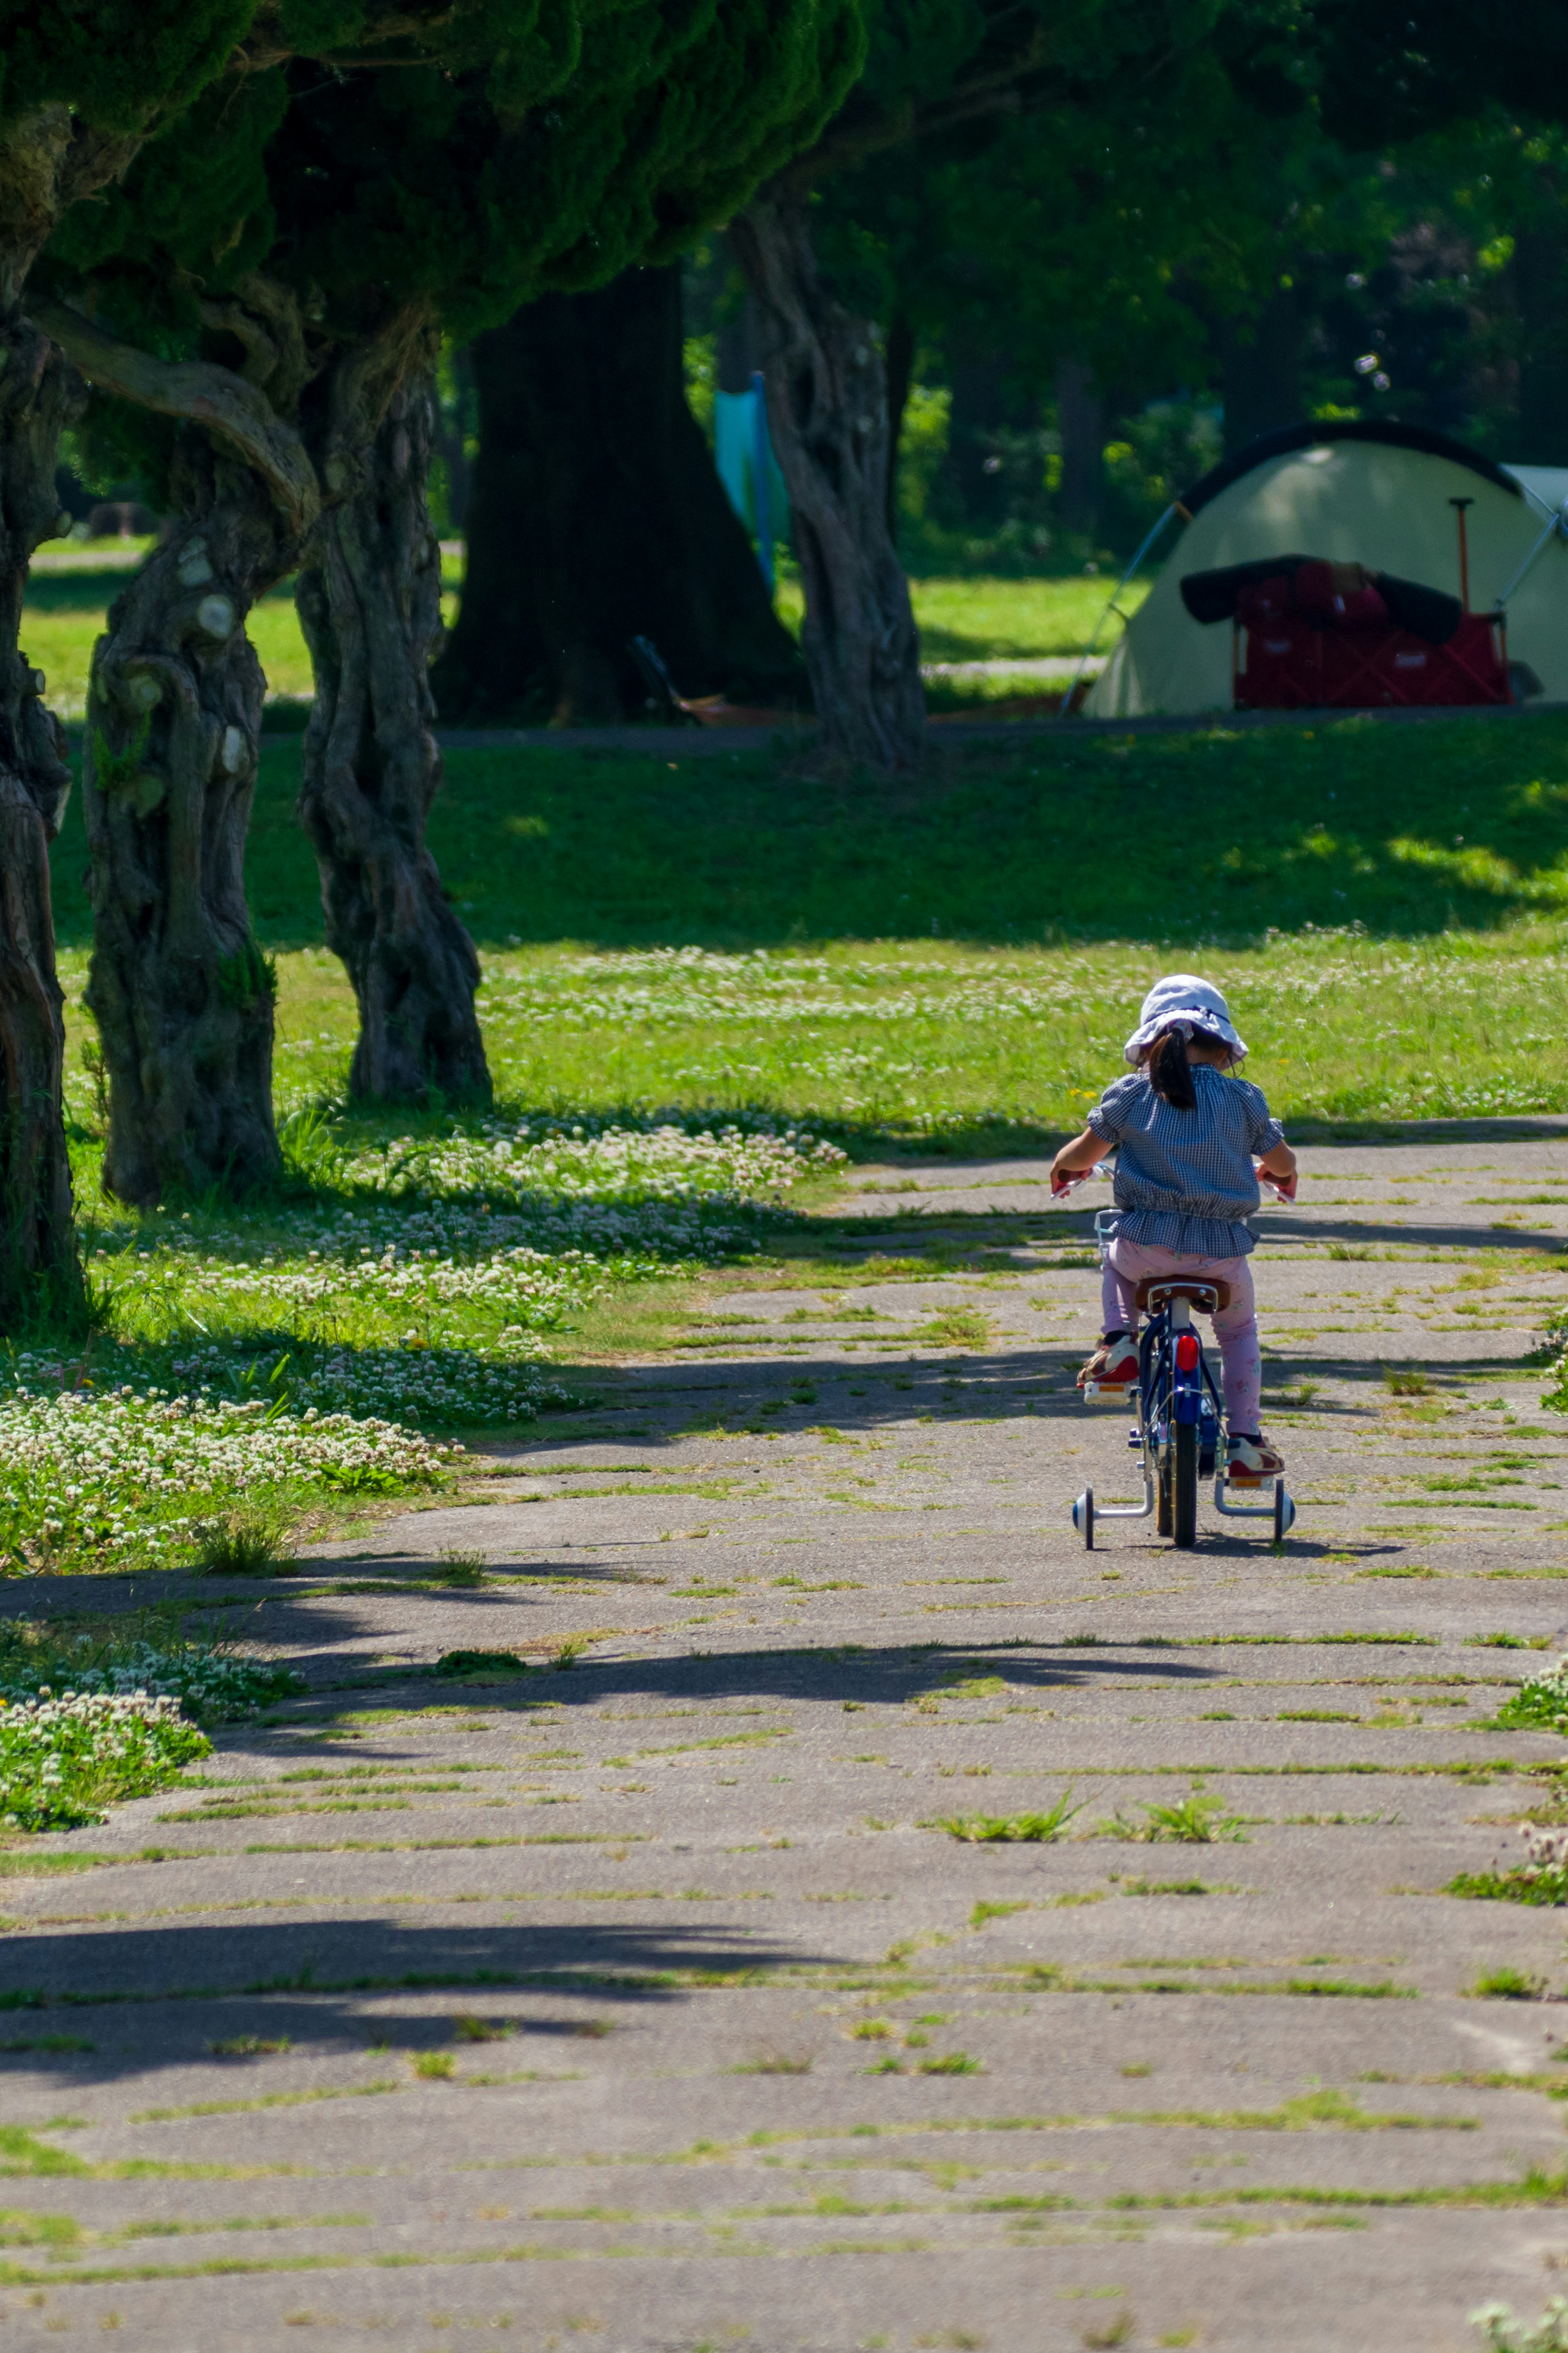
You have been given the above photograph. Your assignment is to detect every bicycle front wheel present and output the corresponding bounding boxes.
[1173,1421,1198,1548]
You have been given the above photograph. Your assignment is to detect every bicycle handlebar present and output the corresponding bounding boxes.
[1054,1162,1294,1203]
[1050,1161,1111,1198]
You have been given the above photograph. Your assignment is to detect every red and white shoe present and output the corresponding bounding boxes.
[1227,1432,1285,1481]
[1078,1335,1139,1392]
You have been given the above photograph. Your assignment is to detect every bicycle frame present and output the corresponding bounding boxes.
[1086,1289,1226,1528]
[1072,1211,1296,1546]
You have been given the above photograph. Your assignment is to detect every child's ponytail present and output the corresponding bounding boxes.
[1147,1026,1196,1110]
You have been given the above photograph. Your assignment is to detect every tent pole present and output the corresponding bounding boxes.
[1493,506,1568,612]
[1450,496,1474,611]
[1056,502,1181,722]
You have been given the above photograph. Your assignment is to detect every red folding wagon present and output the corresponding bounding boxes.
[1180,498,1515,713]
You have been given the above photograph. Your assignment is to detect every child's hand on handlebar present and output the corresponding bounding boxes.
[1256,1161,1297,1201]
[1051,1126,1104,1198]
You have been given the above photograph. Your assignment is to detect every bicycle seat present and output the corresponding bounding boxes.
[1135,1277,1232,1313]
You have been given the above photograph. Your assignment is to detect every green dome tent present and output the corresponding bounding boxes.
[1085,422,1568,717]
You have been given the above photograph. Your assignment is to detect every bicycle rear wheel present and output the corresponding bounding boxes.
[1173,1421,1198,1548]
[1156,1445,1173,1535]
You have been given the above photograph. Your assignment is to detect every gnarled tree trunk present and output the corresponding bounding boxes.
[0,307,84,1322]
[84,433,290,1205]
[296,375,490,1105]
[730,192,924,770]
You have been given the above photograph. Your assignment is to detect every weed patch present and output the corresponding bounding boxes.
[1470,1969,1548,2000]
[934,1789,1080,1842]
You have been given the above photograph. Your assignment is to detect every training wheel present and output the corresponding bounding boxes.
[1072,1488,1095,1550]
[1274,1485,1296,1541]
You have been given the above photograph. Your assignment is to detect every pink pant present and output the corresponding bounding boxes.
[1101,1238,1261,1434]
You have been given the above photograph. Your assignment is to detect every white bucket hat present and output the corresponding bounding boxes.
[1124,973,1247,1066]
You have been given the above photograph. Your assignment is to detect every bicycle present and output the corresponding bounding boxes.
[1060,1180,1298,1553]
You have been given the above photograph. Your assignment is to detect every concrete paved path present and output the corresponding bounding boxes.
[4,1131,1568,2350]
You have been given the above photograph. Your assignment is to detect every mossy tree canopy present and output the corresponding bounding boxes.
[44,0,865,431]
[0,0,254,133]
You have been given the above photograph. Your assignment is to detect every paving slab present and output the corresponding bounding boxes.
[3,1133,1568,2349]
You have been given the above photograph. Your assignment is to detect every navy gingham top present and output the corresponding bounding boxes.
[1085,1064,1285,1258]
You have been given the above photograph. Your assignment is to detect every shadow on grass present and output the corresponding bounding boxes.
[424,712,1568,953]
[41,709,1568,954]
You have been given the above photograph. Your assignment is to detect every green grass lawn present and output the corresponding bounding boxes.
[46,708,1568,1142]
[24,552,1142,720]
[22,540,466,720]
[774,571,1146,662]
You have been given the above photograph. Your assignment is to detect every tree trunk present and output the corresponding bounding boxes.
[0,306,84,1324]
[296,376,490,1106]
[729,191,924,771]
[433,265,804,725]
[84,433,289,1206]
[1055,358,1105,538]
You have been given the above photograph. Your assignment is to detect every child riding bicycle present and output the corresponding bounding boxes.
[1049,974,1298,1478]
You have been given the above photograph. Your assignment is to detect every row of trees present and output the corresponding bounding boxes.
[1,0,1563,1332]
[0,0,861,1325]
[441,8,1568,747]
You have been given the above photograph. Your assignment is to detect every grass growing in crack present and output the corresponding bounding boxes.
[1102,1796,1249,1845]
[1452,1870,1568,1907]
[915,1309,992,1349]
[432,1651,529,1683]
[1113,1877,1216,1897]
[935,1789,1080,1843]
[1450,1810,1568,1907]
[1470,1968,1549,2000]
[431,1547,488,1586]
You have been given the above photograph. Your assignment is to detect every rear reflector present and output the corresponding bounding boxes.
[1175,1332,1200,1371]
